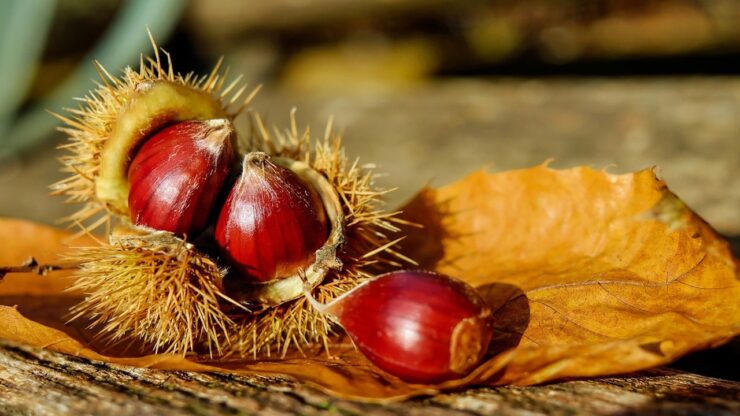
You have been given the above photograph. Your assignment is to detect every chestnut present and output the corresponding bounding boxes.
[127,119,234,237]
[215,152,330,283]
[307,270,493,383]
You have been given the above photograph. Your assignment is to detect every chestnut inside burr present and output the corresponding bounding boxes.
[216,153,329,283]
[127,119,235,238]
[122,116,344,311]
[217,152,345,309]
[96,81,229,215]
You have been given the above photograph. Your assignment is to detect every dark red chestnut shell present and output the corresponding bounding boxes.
[127,119,234,237]
[215,152,329,283]
[325,270,493,383]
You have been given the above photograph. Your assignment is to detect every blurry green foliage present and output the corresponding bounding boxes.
[0,0,186,161]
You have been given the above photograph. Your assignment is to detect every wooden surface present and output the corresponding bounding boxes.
[0,339,738,416]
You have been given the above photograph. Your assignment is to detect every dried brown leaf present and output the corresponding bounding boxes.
[398,165,739,385]
[0,165,738,401]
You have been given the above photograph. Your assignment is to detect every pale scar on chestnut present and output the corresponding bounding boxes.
[449,311,493,374]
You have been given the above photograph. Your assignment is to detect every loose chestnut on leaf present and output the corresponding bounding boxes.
[128,119,235,237]
[305,270,493,383]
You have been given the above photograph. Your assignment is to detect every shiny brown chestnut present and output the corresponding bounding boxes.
[127,119,234,237]
[215,152,330,283]
[306,270,493,383]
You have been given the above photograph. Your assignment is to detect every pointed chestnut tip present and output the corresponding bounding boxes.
[241,152,275,177]
[203,118,232,135]
[244,151,270,166]
[199,118,234,150]
[205,118,228,127]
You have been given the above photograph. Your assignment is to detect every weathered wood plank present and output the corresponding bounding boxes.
[0,339,737,415]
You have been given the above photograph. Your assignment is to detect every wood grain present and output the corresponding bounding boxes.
[0,339,738,415]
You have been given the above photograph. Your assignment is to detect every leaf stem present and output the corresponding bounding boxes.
[0,257,79,281]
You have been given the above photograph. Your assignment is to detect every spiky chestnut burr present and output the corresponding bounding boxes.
[52,36,256,354]
[305,270,493,383]
[52,33,412,357]
[67,228,236,355]
[128,119,234,237]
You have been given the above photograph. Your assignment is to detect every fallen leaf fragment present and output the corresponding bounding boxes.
[0,164,738,401]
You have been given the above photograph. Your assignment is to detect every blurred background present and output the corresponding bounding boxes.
[0,0,739,236]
